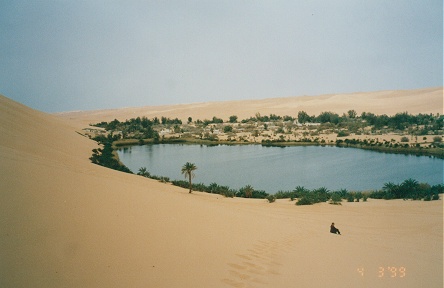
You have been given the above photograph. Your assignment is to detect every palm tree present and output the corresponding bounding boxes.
[209,182,219,194]
[243,185,254,198]
[401,178,419,199]
[137,167,150,178]
[383,182,398,199]
[181,162,197,193]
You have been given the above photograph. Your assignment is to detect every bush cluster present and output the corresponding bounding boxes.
[169,180,270,199]
[89,135,132,173]
[370,179,442,200]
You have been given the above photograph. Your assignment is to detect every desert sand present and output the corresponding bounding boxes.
[1,88,443,288]
[57,87,443,126]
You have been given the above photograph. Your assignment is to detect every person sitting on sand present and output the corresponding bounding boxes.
[330,222,341,235]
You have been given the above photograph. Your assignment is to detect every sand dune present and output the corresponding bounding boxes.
[57,87,443,126]
[1,91,442,287]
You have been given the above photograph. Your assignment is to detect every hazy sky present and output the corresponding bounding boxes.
[1,1,442,113]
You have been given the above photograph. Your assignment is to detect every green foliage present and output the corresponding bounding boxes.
[222,189,236,198]
[212,116,224,123]
[330,193,342,205]
[370,179,443,201]
[335,189,349,198]
[297,111,312,123]
[224,126,233,133]
[168,176,441,203]
[296,196,314,205]
[346,193,355,202]
[169,181,268,199]
[293,186,310,197]
[355,192,363,202]
[274,190,297,199]
[295,187,330,205]
[181,162,197,193]
[347,110,357,118]
[433,136,442,143]
[317,111,340,124]
[266,195,276,203]
[137,167,150,177]
[161,116,182,125]
[240,185,254,198]
[337,130,350,137]
[89,136,132,173]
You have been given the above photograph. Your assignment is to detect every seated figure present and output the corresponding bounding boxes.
[330,222,341,235]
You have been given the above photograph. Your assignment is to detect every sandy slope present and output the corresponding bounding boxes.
[57,87,443,125]
[1,92,443,288]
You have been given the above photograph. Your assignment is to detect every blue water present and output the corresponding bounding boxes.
[117,144,443,193]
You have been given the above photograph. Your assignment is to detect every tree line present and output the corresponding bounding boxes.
[136,165,442,204]
[93,111,443,139]
[89,134,132,173]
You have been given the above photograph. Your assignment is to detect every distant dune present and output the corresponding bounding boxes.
[57,87,443,126]
[1,89,443,288]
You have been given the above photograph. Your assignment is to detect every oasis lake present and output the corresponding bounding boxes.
[117,144,443,193]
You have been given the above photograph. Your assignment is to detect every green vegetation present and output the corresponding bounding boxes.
[266,194,276,203]
[295,187,330,205]
[330,193,342,205]
[141,168,442,203]
[88,110,443,158]
[89,134,132,173]
[137,167,150,177]
[370,178,443,200]
[181,162,197,193]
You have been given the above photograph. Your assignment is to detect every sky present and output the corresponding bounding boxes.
[0,0,442,113]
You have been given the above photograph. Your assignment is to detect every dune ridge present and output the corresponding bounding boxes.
[1,91,443,287]
[57,87,443,126]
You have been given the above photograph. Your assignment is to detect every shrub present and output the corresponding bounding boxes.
[296,196,313,205]
[224,126,233,133]
[369,190,385,199]
[355,192,363,202]
[330,193,342,205]
[433,136,442,143]
[275,190,296,199]
[266,195,276,203]
[337,130,350,137]
[346,193,354,202]
[223,190,235,198]
[89,142,133,174]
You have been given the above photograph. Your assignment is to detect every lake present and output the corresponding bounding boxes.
[117,144,443,193]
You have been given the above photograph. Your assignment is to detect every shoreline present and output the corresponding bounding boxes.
[112,137,444,158]
[109,138,443,198]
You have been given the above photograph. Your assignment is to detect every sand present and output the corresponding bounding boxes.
[1,88,443,288]
[56,87,443,126]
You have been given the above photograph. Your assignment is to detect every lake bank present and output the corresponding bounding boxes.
[112,137,444,158]
[116,143,443,193]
